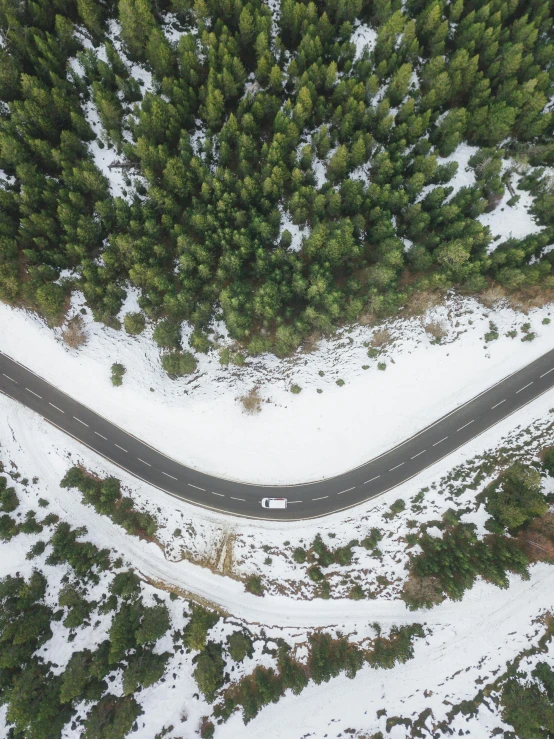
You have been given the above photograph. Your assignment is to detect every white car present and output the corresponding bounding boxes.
[261,497,287,509]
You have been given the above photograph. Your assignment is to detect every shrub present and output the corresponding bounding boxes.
[0,477,18,512]
[111,363,126,386]
[200,719,215,739]
[292,547,307,564]
[377,362,387,371]
[124,312,146,335]
[290,384,302,394]
[543,448,554,476]
[183,606,220,651]
[227,631,253,662]
[385,499,406,518]
[336,378,345,386]
[153,320,181,349]
[245,574,264,596]
[349,584,365,600]
[484,463,547,530]
[194,642,225,700]
[307,565,324,582]
[361,528,383,550]
[161,351,197,376]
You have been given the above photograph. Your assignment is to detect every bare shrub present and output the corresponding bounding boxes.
[480,283,506,308]
[62,315,87,348]
[424,321,447,342]
[302,331,322,353]
[371,328,391,348]
[401,574,443,609]
[518,512,554,563]
[402,290,444,318]
[240,387,262,415]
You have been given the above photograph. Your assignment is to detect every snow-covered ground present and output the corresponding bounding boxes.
[0,291,553,486]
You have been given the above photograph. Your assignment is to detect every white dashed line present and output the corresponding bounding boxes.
[231,496,245,501]
[48,402,64,413]
[491,399,506,409]
[389,463,404,471]
[312,496,328,501]
[457,420,474,432]
[338,486,355,494]
[2,373,16,383]
[115,444,128,452]
[212,492,224,497]
[432,437,448,447]
[162,472,177,480]
[289,500,302,504]
[188,484,205,491]
[364,476,380,484]
[137,458,151,466]
[516,382,533,394]
[540,368,554,378]
[411,450,426,459]
[73,416,88,427]
[25,388,42,399]
[94,432,108,441]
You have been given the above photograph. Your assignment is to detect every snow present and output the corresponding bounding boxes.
[0,291,553,486]
[219,565,554,738]
[106,20,154,95]
[351,22,378,61]
[480,170,543,246]
[279,209,307,251]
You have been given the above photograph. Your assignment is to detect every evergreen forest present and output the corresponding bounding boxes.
[1,0,554,356]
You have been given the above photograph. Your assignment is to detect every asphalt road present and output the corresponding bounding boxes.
[1,349,554,520]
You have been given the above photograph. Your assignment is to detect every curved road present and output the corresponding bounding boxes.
[1,350,554,520]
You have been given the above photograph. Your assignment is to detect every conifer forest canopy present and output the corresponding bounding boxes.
[1,0,554,355]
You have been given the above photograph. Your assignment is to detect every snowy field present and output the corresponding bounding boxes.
[0,290,553,486]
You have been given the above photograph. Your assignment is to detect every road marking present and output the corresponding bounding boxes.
[231,496,245,501]
[312,495,328,501]
[25,387,42,399]
[433,436,448,446]
[364,476,380,484]
[516,382,533,394]
[48,402,64,413]
[188,484,205,492]
[212,492,224,497]
[411,450,426,459]
[162,472,177,480]
[389,463,404,471]
[73,416,88,427]
[491,399,506,409]
[137,458,151,466]
[540,368,554,378]
[457,420,474,432]
[2,373,16,383]
[94,432,108,440]
[289,500,302,503]
[338,486,355,494]
[115,444,128,452]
